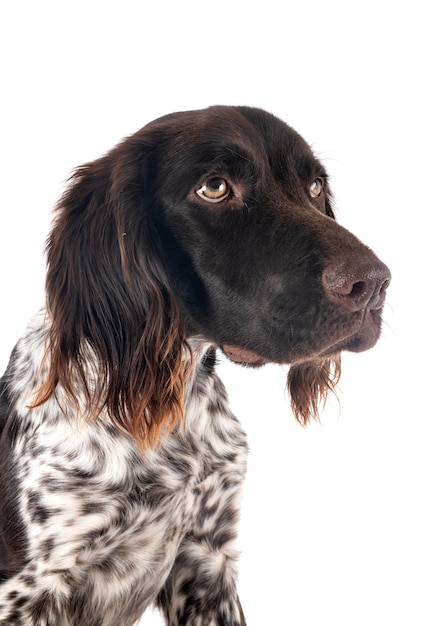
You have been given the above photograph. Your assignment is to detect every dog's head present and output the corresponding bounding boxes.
[35,106,390,445]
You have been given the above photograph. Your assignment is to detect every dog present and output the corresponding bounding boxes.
[0,106,390,625]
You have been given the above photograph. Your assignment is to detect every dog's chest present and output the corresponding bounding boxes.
[13,364,248,613]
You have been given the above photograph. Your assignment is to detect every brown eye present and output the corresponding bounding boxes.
[196,177,230,203]
[309,178,323,198]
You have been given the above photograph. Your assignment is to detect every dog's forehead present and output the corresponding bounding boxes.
[180,106,312,155]
[149,106,322,180]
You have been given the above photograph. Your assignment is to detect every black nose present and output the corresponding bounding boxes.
[323,258,391,312]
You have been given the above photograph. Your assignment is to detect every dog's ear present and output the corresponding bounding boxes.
[287,356,341,425]
[33,129,191,448]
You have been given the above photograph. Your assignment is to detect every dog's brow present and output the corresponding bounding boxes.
[226,147,252,163]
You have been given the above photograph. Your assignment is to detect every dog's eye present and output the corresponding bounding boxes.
[309,178,324,198]
[196,177,230,203]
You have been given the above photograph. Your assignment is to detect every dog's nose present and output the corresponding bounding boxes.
[322,258,391,312]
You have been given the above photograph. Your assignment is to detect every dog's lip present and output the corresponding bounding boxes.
[319,309,382,355]
[222,308,383,365]
[221,344,268,365]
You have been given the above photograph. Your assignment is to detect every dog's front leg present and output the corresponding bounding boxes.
[156,533,246,626]
[156,469,246,626]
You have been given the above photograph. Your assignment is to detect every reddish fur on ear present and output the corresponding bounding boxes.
[287,356,341,425]
[31,140,192,449]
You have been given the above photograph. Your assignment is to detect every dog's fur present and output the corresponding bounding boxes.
[0,106,390,625]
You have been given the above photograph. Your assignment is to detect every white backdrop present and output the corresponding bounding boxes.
[0,2,435,624]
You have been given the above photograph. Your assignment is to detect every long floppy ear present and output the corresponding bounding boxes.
[33,133,191,448]
[287,356,341,425]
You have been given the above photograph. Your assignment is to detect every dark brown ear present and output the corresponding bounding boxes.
[33,133,191,448]
[287,356,341,425]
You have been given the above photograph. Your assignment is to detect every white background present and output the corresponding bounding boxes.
[1,2,435,624]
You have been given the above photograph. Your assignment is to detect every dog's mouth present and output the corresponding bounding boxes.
[329,309,384,354]
[222,308,383,366]
[221,344,268,366]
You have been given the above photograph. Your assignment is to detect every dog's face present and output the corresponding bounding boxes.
[145,106,390,367]
[41,105,391,442]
